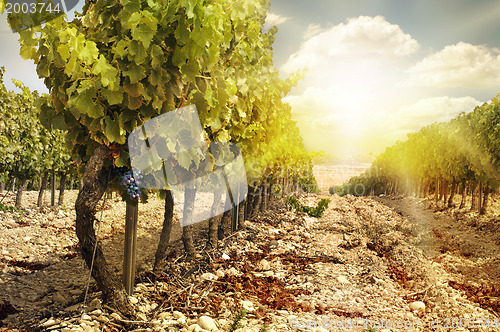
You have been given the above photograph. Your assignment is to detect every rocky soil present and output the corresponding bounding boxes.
[0,190,499,332]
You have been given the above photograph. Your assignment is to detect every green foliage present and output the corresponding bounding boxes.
[0,202,19,213]
[285,196,331,217]
[330,171,382,197]
[228,306,248,332]
[299,173,320,194]
[0,67,73,182]
[7,0,316,200]
[259,324,270,332]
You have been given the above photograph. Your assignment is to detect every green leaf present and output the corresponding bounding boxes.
[204,85,217,108]
[174,16,190,45]
[92,55,119,88]
[115,149,130,167]
[20,44,37,60]
[131,11,158,48]
[216,129,229,142]
[113,39,129,59]
[101,88,124,105]
[150,44,163,70]
[68,80,104,118]
[123,81,144,98]
[79,41,100,65]
[172,46,188,67]
[176,150,193,170]
[104,116,125,144]
[123,64,146,84]
[128,40,147,64]
[57,43,71,62]
[127,95,143,110]
[52,113,68,131]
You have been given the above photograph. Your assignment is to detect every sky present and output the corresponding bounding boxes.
[266,0,500,158]
[1,0,499,160]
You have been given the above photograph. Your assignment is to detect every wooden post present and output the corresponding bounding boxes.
[231,188,239,232]
[50,170,56,206]
[123,203,138,295]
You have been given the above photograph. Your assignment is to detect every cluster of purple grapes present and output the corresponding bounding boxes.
[119,170,143,200]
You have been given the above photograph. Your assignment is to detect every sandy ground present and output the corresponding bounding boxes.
[0,190,499,331]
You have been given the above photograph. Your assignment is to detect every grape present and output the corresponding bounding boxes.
[113,168,143,200]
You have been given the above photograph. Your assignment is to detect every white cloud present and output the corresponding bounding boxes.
[263,12,290,30]
[279,16,421,154]
[282,16,419,74]
[407,42,500,88]
[303,24,323,39]
[393,96,482,132]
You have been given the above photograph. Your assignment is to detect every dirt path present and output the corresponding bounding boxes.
[374,195,500,318]
[374,195,500,282]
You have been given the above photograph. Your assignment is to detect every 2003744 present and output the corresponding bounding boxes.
[5,1,61,14]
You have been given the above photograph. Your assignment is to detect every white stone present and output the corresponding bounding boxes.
[197,316,217,331]
[89,309,102,316]
[241,300,255,312]
[312,328,328,332]
[158,312,171,319]
[110,313,121,320]
[409,301,426,311]
[42,319,57,327]
[95,315,109,323]
[216,269,225,278]
[177,316,187,325]
[135,283,148,292]
[336,275,349,284]
[173,311,186,319]
[201,272,217,281]
[263,271,274,277]
[81,314,92,321]
[259,259,271,270]
[129,296,139,304]
[188,324,202,332]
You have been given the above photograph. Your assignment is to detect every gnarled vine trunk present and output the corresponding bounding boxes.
[58,172,67,206]
[75,145,134,318]
[470,181,478,211]
[250,185,261,218]
[181,187,196,259]
[207,189,223,249]
[237,198,246,230]
[153,190,174,274]
[447,179,457,207]
[69,177,74,191]
[480,183,489,215]
[15,179,27,208]
[219,208,232,240]
[38,172,49,207]
[459,179,466,209]
[434,179,439,206]
[9,178,16,192]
